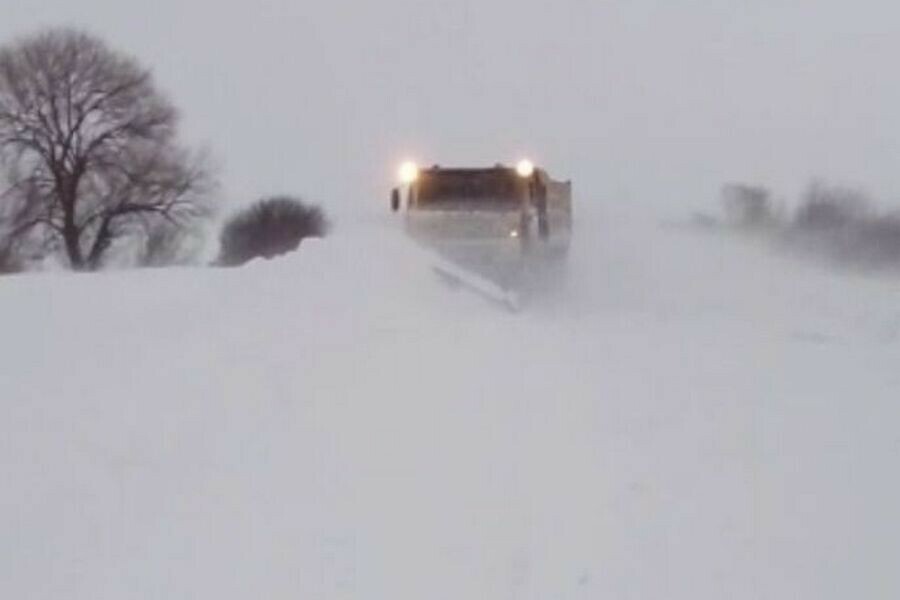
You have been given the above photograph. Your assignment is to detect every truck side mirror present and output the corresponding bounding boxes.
[390,188,401,212]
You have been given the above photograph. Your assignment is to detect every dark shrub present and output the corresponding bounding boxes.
[841,213,900,267]
[217,196,328,267]
[793,182,870,231]
[781,182,900,269]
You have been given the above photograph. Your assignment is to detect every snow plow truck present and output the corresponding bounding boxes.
[390,160,572,307]
[391,160,571,254]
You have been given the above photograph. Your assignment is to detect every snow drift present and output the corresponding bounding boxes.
[2,205,899,599]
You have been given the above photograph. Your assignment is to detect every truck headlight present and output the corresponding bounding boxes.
[398,161,419,185]
[516,159,535,178]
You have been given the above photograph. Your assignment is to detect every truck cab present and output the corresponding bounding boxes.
[391,161,572,258]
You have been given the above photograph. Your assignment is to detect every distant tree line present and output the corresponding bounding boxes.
[714,180,900,269]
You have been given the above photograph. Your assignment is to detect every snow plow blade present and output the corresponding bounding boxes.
[429,252,522,311]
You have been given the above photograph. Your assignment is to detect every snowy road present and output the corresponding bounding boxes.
[2,206,900,599]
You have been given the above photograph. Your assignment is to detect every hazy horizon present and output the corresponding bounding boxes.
[4,1,899,214]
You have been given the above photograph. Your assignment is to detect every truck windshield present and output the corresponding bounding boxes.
[415,169,525,210]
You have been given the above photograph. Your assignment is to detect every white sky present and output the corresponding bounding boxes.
[3,0,900,212]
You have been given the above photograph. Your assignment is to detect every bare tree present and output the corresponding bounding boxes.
[0,28,212,270]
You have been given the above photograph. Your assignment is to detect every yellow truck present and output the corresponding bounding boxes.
[391,160,572,257]
[390,160,572,307]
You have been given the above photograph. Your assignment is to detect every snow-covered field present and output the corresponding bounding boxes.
[3,205,900,599]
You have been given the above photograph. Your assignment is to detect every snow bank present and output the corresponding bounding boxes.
[2,207,899,599]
